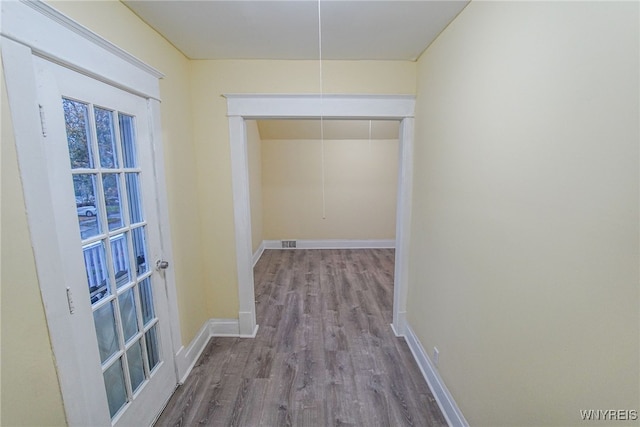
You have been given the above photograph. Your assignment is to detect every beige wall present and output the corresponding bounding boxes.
[2,1,205,423]
[190,60,415,317]
[247,120,264,253]
[261,138,398,240]
[408,2,639,426]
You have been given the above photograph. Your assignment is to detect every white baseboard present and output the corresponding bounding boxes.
[174,320,211,383]
[403,324,469,427]
[174,318,241,383]
[262,239,395,250]
[238,311,259,338]
[210,318,241,337]
[390,323,401,337]
[252,241,266,267]
[391,311,408,337]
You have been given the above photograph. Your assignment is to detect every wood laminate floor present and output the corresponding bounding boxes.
[155,249,447,427]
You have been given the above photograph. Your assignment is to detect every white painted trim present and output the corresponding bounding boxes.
[228,116,258,336]
[392,118,415,337]
[252,241,266,267]
[210,318,241,337]
[224,94,415,119]
[390,323,402,338]
[226,95,415,342]
[21,0,163,79]
[262,239,395,250]
[1,0,163,100]
[404,324,469,427]
[147,98,184,379]
[175,319,242,383]
[238,313,260,338]
[391,311,407,337]
[2,36,111,426]
[174,321,211,384]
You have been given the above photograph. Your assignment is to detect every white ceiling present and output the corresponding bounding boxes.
[122,0,469,61]
[257,119,400,140]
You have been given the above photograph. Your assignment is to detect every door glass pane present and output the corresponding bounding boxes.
[103,174,124,231]
[93,302,119,363]
[83,241,110,304]
[63,98,94,169]
[126,341,145,393]
[145,325,160,371]
[119,113,137,168]
[103,359,128,418]
[118,288,138,343]
[110,233,131,288]
[94,107,118,168]
[139,278,155,326]
[132,227,148,277]
[74,174,101,239]
[61,93,165,421]
[125,173,143,224]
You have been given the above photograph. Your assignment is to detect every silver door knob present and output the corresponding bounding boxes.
[156,260,169,270]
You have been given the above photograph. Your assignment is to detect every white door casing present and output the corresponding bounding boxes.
[225,94,415,338]
[2,1,182,424]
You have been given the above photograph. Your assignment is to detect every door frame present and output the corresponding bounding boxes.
[225,94,415,337]
[1,1,182,424]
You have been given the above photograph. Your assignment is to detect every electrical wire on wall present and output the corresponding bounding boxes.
[318,0,326,220]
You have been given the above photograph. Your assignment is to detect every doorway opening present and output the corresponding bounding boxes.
[225,94,415,338]
[249,118,400,253]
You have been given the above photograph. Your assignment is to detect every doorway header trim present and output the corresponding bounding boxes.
[224,94,415,119]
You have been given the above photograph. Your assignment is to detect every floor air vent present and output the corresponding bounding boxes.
[281,240,297,248]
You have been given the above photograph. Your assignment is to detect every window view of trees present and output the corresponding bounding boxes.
[63,98,93,170]
[95,107,118,169]
[64,99,127,235]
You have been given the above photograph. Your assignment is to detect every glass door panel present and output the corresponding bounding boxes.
[62,98,164,422]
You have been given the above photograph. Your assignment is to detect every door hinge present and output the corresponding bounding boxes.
[66,287,75,314]
[38,104,47,137]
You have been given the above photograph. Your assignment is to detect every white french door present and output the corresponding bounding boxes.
[34,56,177,426]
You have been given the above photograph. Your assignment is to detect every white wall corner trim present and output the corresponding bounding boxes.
[404,324,469,427]
[391,118,414,337]
[262,239,396,250]
[228,115,259,337]
[175,321,211,384]
[238,313,260,338]
[390,311,407,337]
[210,318,241,337]
[252,241,266,267]
[175,319,242,383]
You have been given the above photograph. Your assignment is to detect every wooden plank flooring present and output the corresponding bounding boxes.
[155,249,447,427]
